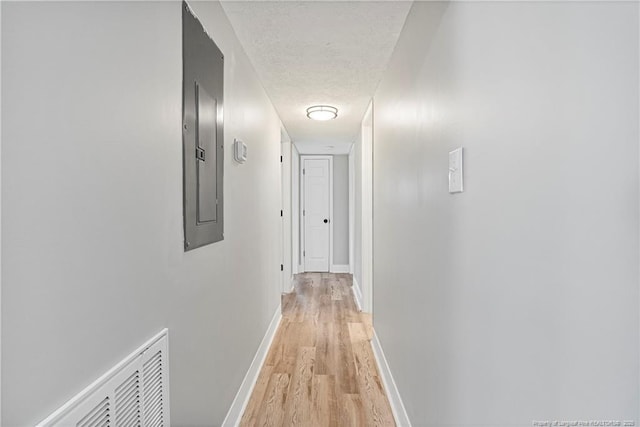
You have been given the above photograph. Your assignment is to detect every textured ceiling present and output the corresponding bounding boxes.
[220,1,412,154]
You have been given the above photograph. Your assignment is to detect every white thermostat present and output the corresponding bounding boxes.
[448,147,463,193]
[233,138,247,164]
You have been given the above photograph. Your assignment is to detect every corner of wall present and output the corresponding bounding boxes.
[371,331,412,427]
[221,305,282,427]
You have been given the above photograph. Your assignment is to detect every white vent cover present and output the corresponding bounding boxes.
[37,329,170,427]
[142,350,165,426]
[76,397,110,427]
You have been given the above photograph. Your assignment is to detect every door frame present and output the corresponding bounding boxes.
[292,145,301,274]
[280,137,293,293]
[300,155,334,273]
[348,145,355,276]
[361,101,374,313]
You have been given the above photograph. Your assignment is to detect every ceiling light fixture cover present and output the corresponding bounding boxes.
[306,105,338,121]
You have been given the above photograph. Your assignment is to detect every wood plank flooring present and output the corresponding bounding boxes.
[239,273,395,427]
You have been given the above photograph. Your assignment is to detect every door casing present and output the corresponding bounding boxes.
[301,155,333,272]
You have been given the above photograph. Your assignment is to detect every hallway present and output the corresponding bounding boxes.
[2,1,639,425]
[240,273,394,426]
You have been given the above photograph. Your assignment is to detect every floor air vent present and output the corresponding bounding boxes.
[37,329,169,427]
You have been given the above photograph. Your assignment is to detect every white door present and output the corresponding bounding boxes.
[303,157,331,272]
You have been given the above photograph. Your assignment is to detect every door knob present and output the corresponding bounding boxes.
[323,219,329,224]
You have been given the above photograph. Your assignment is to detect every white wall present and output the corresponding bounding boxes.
[1,1,282,425]
[373,1,639,425]
[333,155,349,267]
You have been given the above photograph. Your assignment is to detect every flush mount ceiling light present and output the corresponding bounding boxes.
[306,105,338,121]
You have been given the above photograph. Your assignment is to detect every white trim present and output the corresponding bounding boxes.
[291,145,300,274]
[0,1,3,418]
[330,264,350,273]
[300,155,334,273]
[348,144,355,275]
[36,329,169,426]
[299,156,305,271]
[329,157,334,271]
[281,136,293,293]
[352,276,363,311]
[276,143,285,292]
[371,330,412,427]
[222,305,282,427]
[361,101,374,313]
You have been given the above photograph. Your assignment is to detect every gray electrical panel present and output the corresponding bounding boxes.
[182,2,224,251]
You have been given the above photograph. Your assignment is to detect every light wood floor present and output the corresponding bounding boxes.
[239,273,395,427]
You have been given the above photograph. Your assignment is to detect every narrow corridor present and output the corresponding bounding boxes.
[239,273,395,426]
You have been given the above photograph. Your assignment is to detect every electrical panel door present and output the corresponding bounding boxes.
[182,2,224,250]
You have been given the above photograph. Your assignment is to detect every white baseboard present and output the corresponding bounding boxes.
[331,264,350,273]
[352,276,363,311]
[222,305,282,427]
[371,330,412,427]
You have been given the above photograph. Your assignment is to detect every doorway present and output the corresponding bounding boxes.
[301,156,333,272]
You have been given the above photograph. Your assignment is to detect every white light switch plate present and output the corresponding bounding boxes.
[449,147,463,193]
